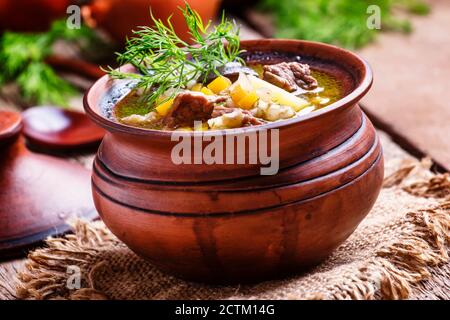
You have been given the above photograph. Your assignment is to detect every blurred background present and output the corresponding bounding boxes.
[0,0,448,170]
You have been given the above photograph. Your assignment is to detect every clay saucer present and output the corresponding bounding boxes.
[0,110,22,146]
[22,106,105,150]
[0,110,97,258]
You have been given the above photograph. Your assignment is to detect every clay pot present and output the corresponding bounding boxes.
[0,110,97,257]
[22,106,105,150]
[81,0,222,43]
[0,0,70,32]
[84,39,383,283]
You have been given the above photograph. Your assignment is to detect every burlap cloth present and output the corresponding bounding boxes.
[9,137,450,300]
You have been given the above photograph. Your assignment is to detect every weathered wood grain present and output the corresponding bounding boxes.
[358,0,450,171]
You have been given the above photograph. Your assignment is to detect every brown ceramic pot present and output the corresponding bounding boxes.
[0,110,97,257]
[0,0,70,32]
[84,39,383,283]
[81,0,222,43]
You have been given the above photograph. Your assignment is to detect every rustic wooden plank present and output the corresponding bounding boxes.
[0,260,24,300]
[235,16,264,40]
[358,0,450,171]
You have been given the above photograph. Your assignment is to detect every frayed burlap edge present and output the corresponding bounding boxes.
[15,162,450,300]
[302,202,449,300]
[16,221,117,300]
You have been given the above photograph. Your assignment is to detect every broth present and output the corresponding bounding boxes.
[113,62,343,131]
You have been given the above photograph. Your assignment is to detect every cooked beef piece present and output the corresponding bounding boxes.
[263,62,318,92]
[212,105,263,126]
[164,91,226,128]
[204,62,258,83]
[289,62,318,90]
[211,104,235,118]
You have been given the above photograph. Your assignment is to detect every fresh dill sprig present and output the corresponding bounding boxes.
[0,20,97,106]
[107,4,243,109]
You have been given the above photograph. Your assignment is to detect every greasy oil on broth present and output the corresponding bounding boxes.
[114,91,150,119]
[306,70,343,107]
[114,67,343,130]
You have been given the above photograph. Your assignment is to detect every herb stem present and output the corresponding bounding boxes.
[108,4,243,111]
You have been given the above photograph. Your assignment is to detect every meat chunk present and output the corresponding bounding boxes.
[212,105,263,126]
[163,91,226,128]
[290,63,318,90]
[208,105,263,129]
[263,62,318,92]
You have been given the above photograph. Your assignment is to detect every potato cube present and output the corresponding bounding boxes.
[248,75,310,111]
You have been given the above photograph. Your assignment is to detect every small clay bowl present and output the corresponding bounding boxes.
[22,106,104,150]
[0,110,22,146]
[84,39,383,283]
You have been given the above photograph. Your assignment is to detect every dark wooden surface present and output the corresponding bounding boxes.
[45,55,106,80]
[358,0,450,172]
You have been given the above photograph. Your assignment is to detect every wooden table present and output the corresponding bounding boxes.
[358,0,450,172]
[0,17,448,300]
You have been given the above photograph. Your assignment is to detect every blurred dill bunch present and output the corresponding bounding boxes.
[259,0,430,49]
[0,20,97,106]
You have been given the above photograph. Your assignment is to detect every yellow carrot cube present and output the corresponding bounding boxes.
[230,83,248,104]
[191,83,203,92]
[155,98,174,116]
[237,91,258,109]
[230,81,258,109]
[207,76,232,94]
[201,87,214,96]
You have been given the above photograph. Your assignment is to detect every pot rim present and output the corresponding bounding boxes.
[84,39,373,137]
